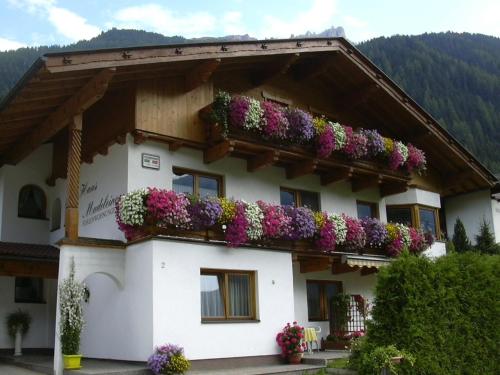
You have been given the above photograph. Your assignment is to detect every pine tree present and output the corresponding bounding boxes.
[452,218,471,252]
[474,219,500,255]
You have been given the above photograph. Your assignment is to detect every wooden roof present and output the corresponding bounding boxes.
[0,37,496,195]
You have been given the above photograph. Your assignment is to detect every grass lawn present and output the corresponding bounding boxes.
[327,357,350,368]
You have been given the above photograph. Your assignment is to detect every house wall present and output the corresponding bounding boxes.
[491,198,500,242]
[292,263,377,341]
[0,145,52,244]
[151,239,295,360]
[128,139,383,220]
[0,276,57,349]
[444,189,494,244]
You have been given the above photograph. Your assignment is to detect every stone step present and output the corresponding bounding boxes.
[188,363,325,375]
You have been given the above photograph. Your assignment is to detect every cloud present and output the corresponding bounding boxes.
[0,37,26,51]
[7,0,100,42]
[342,15,376,42]
[255,0,338,39]
[112,4,216,38]
[222,11,244,35]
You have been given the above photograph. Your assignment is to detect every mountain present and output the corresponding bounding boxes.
[0,29,499,173]
[358,33,500,174]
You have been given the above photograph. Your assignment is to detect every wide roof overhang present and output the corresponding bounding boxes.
[0,37,496,195]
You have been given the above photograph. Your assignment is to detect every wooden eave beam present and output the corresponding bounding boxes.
[286,159,318,179]
[321,167,354,185]
[2,68,115,165]
[0,259,58,279]
[293,55,336,81]
[380,181,409,197]
[247,150,279,172]
[184,59,221,92]
[351,174,383,192]
[204,140,235,164]
[250,53,300,87]
[300,257,332,273]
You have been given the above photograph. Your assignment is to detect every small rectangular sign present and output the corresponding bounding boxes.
[142,153,160,170]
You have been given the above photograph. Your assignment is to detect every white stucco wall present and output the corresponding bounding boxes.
[491,198,500,242]
[78,142,128,241]
[384,187,441,208]
[0,145,52,244]
[0,276,57,349]
[292,263,377,341]
[127,139,383,219]
[444,189,494,244]
[151,239,295,360]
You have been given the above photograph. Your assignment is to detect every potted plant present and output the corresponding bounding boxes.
[147,344,190,374]
[5,309,31,356]
[59,258,86,370]
[276,322,306,364]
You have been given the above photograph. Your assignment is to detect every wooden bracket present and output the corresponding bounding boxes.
[247,150,279,172]
[116,134,127,145]
[321,167,353,185]
[351,174,383,192]
[4,68,116,165]
[286,159,318,179]
[299,257,332,273]
[185,59,221,92]
[332,262,358,274]
[133,131,148,145]
[204,140,235,164]
[169,141,183,151]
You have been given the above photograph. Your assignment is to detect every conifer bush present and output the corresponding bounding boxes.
[352,252,500,375]
[452,218,471,252]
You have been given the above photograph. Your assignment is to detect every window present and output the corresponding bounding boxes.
[15,277,44,303]
[386,204,441,239]
[18,185,46,219]
[356,201,378,219]
[51,198,62,231]
[419,207,438,237]
[280,188,320,211]
[172,168,223,198]
[200,269,256,321]
[306,280,342,321]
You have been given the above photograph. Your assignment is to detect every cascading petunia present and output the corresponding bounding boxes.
[314,118,336,158]
[260,101,289,140]
[285,108,315,143]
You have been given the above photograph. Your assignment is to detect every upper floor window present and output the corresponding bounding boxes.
[280,188,320,211]
[356,200,378,219]
[18,185,46,219]
[172,168,223,198]
[200,269,256,321]
[51,198,62,231]
[15,277,45,303]
[386,204,440,238]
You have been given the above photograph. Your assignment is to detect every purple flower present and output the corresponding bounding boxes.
[285,108,315,143]
[147,353,169,375]
[188,197,222,230]
[316,125,335,158]
[228,96,250,128]
[361,129,385,157]
[284,206,316,240]
[361,218,388,248]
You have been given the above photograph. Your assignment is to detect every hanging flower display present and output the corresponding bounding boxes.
[115,188,433,257]
[260,101,289,140]
[211,92,426,173]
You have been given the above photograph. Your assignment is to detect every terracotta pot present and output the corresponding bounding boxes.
[287,353,303,364]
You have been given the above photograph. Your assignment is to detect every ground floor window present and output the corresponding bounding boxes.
[15,277,45,303]
[200,269,256,321]
[306,280,342,321]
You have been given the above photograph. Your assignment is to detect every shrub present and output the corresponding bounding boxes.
[475,219,500,255]
[353,252,500,374]
[452,217,471,252]
[5,309,31,338]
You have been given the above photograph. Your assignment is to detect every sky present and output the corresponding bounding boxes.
[0,0,499,51]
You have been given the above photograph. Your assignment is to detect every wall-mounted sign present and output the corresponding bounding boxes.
[142,153,160,170]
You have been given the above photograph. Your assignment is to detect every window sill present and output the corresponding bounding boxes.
[201,319,260,324]
[15,300,46,304]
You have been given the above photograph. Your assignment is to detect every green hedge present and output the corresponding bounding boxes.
[357,253,500,375]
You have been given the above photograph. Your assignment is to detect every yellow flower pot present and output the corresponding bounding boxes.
[63,354,82,370]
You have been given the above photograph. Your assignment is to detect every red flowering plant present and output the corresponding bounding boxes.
[343,126,368,160]
[257,201,292,239]
[276,322,306,358]
[260,101,289,141]
[343,215,367,252]
[409,227,427,254]
[314,212,337,252]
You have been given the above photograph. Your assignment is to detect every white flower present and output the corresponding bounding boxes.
[245,203,264,240]
[330,213,347,244]
[119,188,147,226]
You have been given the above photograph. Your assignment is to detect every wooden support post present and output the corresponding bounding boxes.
[204,140,235,164]
[65,114,82,240]
[247,150,279,172]
[286,159,318,179]
[321,167,353,185]
[351,174,383,192]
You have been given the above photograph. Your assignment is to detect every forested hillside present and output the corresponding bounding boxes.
[0,30,498,173]
[358,33,500,173]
